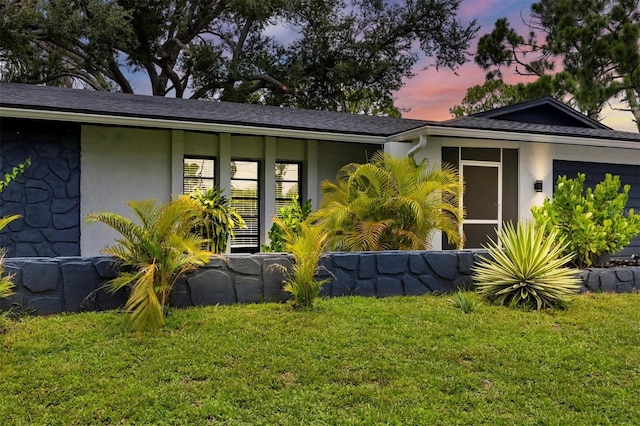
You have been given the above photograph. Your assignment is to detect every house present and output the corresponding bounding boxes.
[1,84,639,257]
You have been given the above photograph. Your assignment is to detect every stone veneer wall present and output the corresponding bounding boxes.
[2,252,639,316]
[0,119,81,257]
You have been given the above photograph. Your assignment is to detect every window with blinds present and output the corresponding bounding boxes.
[230,160,259,253]
[275,162,302,212]
[183,157,215,194]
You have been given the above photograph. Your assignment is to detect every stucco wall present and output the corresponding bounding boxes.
[81,125,172,255]
[419,135,640,224]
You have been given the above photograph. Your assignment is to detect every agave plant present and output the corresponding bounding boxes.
[86,196,210,331]
[275,218,329,308]
[313,151,463,251]
[473,221,581,310]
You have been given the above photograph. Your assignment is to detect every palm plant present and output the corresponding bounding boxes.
[86,196,210,331]
[189,187,246,253]
[275,218,329,308]
[473,221,581,310]
[313,151,463,251]
[0,215,20,301]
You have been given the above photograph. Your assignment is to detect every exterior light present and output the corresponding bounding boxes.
[534,180,543,192]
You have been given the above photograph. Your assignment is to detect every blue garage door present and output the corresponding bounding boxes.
[553,160,640,258]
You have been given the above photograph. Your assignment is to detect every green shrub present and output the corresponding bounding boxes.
[189,187,246,254]
[532,173,640,268]
[275,219,329,308]
[86,196,210,331]
[262,196,312,252]
[473,221,581,310]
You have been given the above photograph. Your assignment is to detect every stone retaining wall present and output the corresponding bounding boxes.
[2,252,639,316]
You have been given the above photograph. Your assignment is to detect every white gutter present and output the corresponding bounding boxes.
[0,107,389,145]
[389,124,640,150]
[406,134,427,161]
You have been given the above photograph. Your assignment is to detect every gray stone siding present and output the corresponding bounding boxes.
[2,252,639,316]
[0,119,81,257]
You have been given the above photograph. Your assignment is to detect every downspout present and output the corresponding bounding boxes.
[407,134,427,164]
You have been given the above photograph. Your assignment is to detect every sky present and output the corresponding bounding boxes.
[394,0,638,133]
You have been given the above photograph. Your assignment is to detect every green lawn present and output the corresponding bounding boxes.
[2,293,639,425]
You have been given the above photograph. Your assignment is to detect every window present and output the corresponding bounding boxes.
[275,162,302,212]
[183,157,215,194]
[230,160,259,253]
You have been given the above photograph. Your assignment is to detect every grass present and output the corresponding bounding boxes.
[1,293,639,425]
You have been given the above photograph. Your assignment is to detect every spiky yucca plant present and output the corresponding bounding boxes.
[275,218,329,308]
[86,196,210,331]
[473,221,581,310]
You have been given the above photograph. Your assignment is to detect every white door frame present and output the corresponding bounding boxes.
[460,160,503,247]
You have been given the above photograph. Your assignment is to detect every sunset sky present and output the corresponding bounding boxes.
[395,0,638,132]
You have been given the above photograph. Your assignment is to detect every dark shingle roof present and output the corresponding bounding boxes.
[0,83,432,137]
[440,116,640,143]
[471,96,611,130]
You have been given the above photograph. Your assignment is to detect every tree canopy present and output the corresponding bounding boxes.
[0,0,478,115]
[453,0,640,131]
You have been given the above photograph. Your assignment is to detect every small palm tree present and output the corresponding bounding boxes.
[0,215,20,301]
[313,151,463,251]
[86,196,210,331]
[473,221,581,310]
[276,218,329,308]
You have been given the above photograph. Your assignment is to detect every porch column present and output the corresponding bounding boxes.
[170,129,184,195]
[218,133,231,197]
[263,136,277,246]
[305,139,318,209]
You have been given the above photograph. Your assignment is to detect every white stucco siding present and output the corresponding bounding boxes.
[415,133,640,225]
[518,142,640,220]
[81,125,172,255]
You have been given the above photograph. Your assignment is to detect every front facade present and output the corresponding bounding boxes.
[1,85,639,257]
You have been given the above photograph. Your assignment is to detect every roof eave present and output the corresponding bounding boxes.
[391,124,640,150]
[0,107,390,144]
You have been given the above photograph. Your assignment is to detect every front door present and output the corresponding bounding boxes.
[461,161,502,248]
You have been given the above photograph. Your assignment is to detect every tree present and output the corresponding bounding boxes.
[312,151,463,251]
[0,0,478,114]
[471,0,640,130]
[450,75,565,117]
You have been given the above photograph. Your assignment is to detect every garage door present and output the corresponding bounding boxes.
[554,160,640,258]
